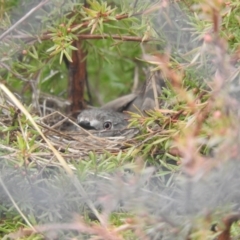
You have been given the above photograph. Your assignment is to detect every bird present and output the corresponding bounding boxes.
[77,71,165,132]
[77,109,129,131]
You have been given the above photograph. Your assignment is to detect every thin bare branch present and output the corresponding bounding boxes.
[0,0,50,41]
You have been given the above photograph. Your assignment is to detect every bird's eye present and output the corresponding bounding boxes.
[103,121,112,130]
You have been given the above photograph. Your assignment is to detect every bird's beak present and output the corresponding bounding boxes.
[78,120,96,130]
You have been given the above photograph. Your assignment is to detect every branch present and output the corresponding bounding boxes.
[8,33,157,43]
[3,2,163,44]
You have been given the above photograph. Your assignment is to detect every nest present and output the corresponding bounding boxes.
[0,92,140,170]
[40,111,140,155]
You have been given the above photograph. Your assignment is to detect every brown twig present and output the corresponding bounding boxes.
[8,33,157,43]
[217,213,240,240]
[68,39,87,116]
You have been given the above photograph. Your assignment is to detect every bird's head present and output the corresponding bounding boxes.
[77,109,128,131]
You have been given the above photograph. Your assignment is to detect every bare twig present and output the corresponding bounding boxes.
[0,61,31,82]
[151,73,160,109]
[0,0,50,41]
[0,176,35,230]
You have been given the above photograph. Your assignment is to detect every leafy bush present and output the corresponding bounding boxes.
[0,0,240,239]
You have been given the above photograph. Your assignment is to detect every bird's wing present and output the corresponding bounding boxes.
[101,93,138,112]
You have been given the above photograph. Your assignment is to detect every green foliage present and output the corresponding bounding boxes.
[0,0,160,105]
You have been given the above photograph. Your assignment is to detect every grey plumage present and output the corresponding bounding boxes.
[77,71,165,132]
[100,93,138,112]
[77,109,128,131]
